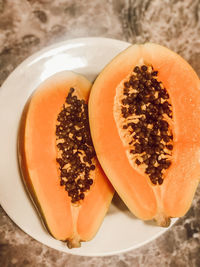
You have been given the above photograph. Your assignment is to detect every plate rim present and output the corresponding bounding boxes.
[1,36,131,91]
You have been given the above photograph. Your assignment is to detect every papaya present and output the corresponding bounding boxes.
[89,43,200,227]
[18,71,114,248]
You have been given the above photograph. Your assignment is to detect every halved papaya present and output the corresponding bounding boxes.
[18,71,114,248]
[89,43,200,226]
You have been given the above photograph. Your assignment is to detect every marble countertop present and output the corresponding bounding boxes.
[0,0,200,266]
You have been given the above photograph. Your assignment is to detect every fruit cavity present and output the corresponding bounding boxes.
[114,64,173,186]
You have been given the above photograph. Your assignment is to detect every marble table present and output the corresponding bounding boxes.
[0,0,200,266]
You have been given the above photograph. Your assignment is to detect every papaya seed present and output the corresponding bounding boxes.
[120,65,173,185]
[56,88,96,204]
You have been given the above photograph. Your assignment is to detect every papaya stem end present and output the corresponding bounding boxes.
[154,213,171,227]
[66,238,81,249]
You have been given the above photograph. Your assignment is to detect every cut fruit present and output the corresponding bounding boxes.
[89,43,200,226]
[18,71,114,248]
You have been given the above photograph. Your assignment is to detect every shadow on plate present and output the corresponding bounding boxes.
[143,219,158,227]
[109,192,161,227]
[108,192,137,219]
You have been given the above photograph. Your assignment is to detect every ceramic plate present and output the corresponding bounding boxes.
[0,37,177,256]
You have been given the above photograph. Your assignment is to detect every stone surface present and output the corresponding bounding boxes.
[0,0,200,266]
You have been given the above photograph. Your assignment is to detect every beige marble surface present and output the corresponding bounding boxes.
[0,0,200,266]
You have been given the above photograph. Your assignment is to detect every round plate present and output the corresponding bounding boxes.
[0,37,177,256]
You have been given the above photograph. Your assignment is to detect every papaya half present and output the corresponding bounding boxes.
[18,71,114,248]
[89,43,200,227]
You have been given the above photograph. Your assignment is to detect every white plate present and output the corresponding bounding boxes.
[0,37,177,256]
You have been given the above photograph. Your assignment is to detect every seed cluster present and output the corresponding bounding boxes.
[121,65,173,185]
[56,88,96,203]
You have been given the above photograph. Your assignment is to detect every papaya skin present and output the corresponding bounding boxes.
[18,71,114,248]
[89,43,200,226]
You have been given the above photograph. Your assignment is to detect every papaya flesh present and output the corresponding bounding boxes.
[89,43,200,227]
[18,71,114,248]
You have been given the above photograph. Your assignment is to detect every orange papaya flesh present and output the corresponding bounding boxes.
[18,71,114,248]
[89,43,200,226]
